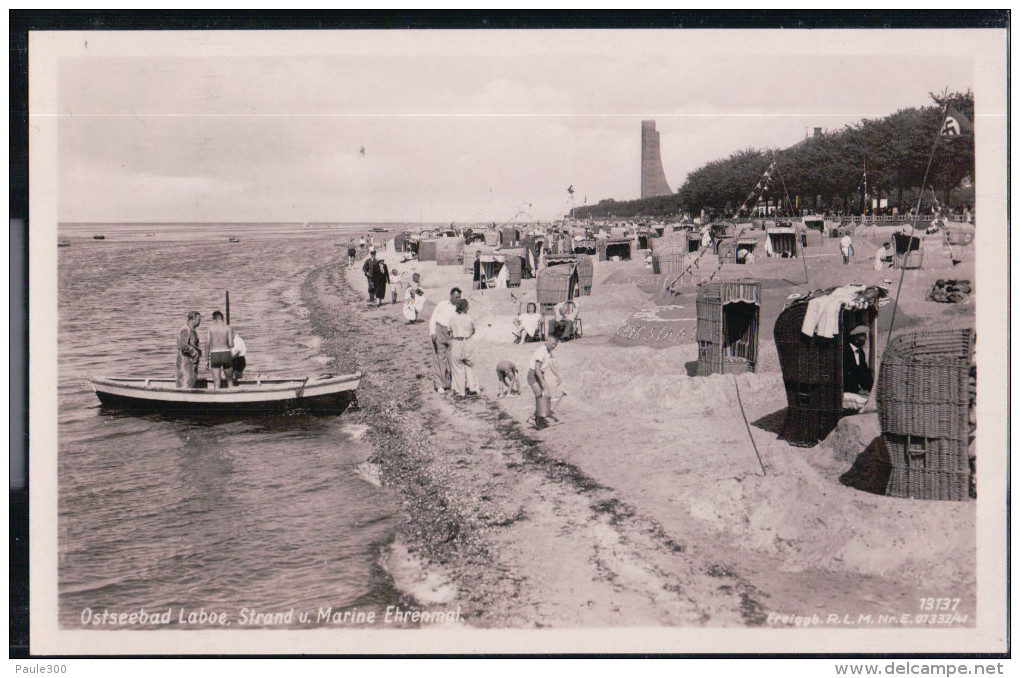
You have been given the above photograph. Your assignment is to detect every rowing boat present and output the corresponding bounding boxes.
[88,372,361,414]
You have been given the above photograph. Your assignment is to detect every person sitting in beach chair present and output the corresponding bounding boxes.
[512,302,543,343]
[548,301,581,340]
[842,325,873,411]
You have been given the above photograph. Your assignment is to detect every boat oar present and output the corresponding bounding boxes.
[296,376,310,398]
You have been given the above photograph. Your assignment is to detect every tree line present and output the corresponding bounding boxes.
[571,91,974,220]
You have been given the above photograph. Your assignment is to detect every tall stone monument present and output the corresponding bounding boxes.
[641,120,673,198]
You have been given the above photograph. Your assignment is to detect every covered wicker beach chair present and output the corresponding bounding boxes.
[636,229,651,250]
[774,286,882,446]
[573,238,598,256]
[536,264,578,315]
[463,244,494,273]
[595,236,628,259]
[499,248,525,286]
[652,245,687,277]
[545,253,578,267]
[471,253,506,289]
[417,238,438,262]
[733,238,759,264]
[574,255,594,296]
[695,280,761,376]
[435,237,464,266]
[685,231,703,253]
[500,227,520,248]
[709,223,732,249]
[393,231,408,253]
[892,232,924,269]
[878,328,975,501]
[650,233,686,253]
[480,229,500,247]
[765,226,799,258]
[559,234,575,254]
[595,237,628,261]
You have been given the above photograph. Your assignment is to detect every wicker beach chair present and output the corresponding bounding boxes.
[878,328,975,501]
[774,288,880,446]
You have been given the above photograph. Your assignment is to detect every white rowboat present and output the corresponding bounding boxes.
[88,373,361,415]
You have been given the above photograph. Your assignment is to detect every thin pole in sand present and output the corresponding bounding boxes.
[225,290,230,325]
[885,99,950,351]
[931,186,957,264]
[732,375,766,476]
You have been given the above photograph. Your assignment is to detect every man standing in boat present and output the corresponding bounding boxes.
[206,310,236,390]
[175,311,202,388]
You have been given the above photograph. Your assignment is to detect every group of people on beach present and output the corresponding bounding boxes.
[361,247,427,319]
[175,310,247,389]
[347,234,381,268]
[425,285,563,429]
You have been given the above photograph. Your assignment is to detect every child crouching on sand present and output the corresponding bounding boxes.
[496,361,520,398]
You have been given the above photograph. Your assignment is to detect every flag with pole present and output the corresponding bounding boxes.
[941,105,974,136]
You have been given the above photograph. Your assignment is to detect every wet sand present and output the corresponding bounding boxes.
[300,232,976,629]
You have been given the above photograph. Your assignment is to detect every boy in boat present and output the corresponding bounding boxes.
[231,333,247,385]
[206,310,235,390]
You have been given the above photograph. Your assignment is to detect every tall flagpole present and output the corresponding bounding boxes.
[862,157,868,229]
[885,100,951,350]
[771,151,809,284]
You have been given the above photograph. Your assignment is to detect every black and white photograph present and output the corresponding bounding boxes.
[25,22,1008,657]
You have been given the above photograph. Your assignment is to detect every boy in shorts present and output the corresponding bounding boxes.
[496,360,520,398]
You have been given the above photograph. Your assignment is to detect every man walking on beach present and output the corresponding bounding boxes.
[840,233,854,265]
[448,298,480,399]
[362,248,379,302]
[429,287,461,393]
[370,254,389,307]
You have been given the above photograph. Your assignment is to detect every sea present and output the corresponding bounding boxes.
[55,222,437,629]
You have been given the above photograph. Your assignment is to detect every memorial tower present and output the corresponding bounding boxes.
[641,120,673,198]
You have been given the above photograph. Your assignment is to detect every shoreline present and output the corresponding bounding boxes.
[302,258,756,626]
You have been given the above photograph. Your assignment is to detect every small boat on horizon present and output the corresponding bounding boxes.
[228,237,241,243]
[88,372,361,415]
[58,240,71,247]
[93,234,105,240]
[371,227,388,233]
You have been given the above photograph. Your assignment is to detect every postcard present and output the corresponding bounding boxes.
[27,26,1008,656]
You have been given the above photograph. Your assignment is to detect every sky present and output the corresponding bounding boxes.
[52,30,978,224]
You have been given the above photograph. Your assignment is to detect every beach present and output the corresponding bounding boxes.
[300,227,976,628]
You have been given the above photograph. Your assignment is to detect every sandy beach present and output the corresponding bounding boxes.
[299,228,976,629]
